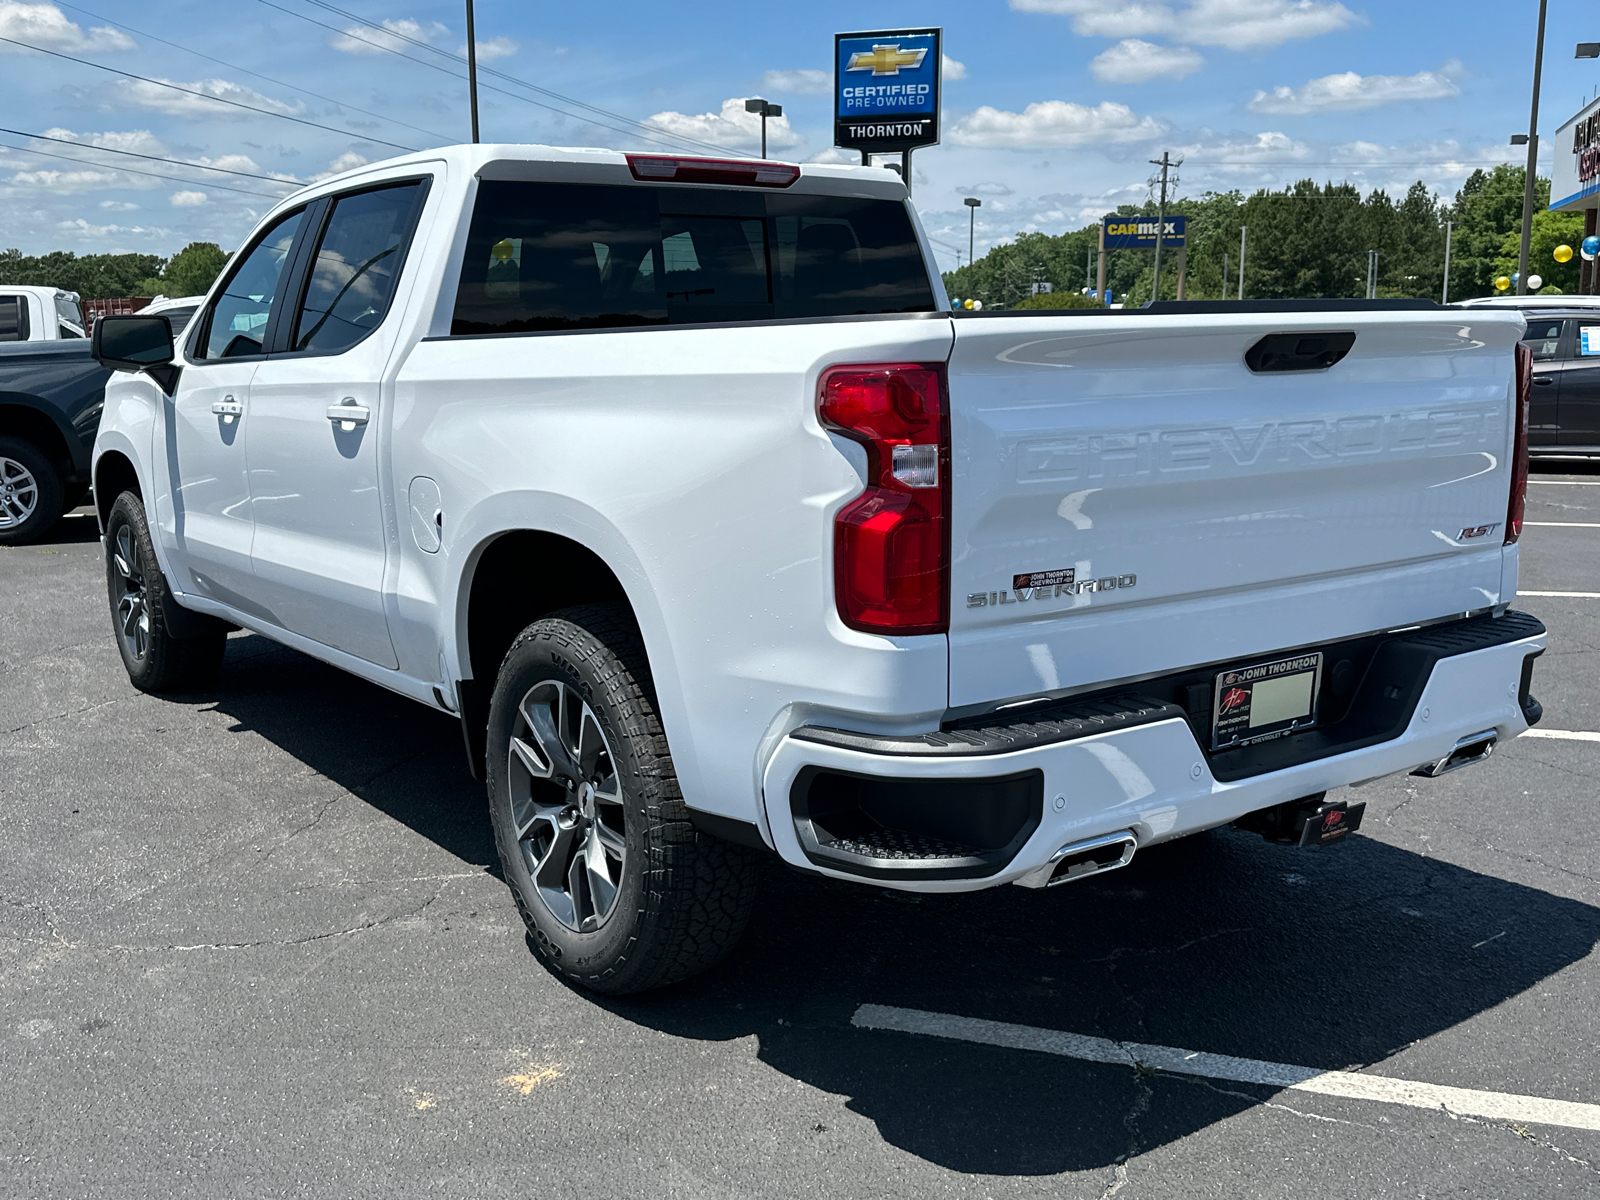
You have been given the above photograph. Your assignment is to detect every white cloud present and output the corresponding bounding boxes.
[951,100,1165,148]
[170,190,207,206]
[330,17,446,55]
[40,127,166,155]
[761,68,830,94]
[114,77,306,119]
[1008,0,1177,38]
[957,181,1015,196]
[1091,39,1204,82]
[462,35,516,61]
[1249,61,1462,113]
[943,54,967,80]
[100,199,138,211]
[12,168,119,191]
[311,151,369,181]
[1181,0,1360,50]
[0,2,133,53]
[806,147,859,165]
[644,97,802,152]
[1009,0,1359,49]
[57,216,159,238]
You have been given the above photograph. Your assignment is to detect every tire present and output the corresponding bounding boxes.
[486,604,758,994]
[0,436,64,546]
[104,491,227,693]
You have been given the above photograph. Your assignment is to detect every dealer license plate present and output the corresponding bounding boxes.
[1212,652,1323,750]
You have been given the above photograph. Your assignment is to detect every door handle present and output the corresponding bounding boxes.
[1533,376,1554,385]
[211,396,243,423]
[327,397,370,430]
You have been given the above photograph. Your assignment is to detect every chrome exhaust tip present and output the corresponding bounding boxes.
[1412,729,1498,778]
[1016,830,1137,889]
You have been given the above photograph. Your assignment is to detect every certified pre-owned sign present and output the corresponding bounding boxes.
[834,28,942,155]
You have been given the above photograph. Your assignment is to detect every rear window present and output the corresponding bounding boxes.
[451,180,935,335]
[0,295,27,342]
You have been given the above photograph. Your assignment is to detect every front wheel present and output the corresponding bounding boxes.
[104,491,227,693]
[486,605,758,994]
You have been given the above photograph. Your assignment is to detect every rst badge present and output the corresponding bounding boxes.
[1459,523,1500,540]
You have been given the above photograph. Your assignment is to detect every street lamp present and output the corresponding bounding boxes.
[744,98,782,158]
[1577,42,1600,58]
[964,197,981,264]
[1515,0,1550,295]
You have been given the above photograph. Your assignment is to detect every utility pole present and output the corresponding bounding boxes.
[1238,226,1248,300]
[964,197,981,264]
[1366,249,1379,299]
[1442,221,1454,304]
[1517,0,1549,295]
[465,0,480,143]
[1222,252,1229,299]
[1149,151,1179,300]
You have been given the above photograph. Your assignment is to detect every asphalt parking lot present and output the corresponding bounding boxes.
[3,476,1599,1199]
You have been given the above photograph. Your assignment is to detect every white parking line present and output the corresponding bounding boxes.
[1529,480,1600,485]
[1521,729,1600,742]
[1524,521,1600,528]
[852,1004,1600,1132]
[1517,590,1600,597]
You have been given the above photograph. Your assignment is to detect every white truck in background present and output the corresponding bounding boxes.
[88,144,1545,993]
[0,286,86,342]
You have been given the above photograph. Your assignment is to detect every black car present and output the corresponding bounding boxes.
[0,339,110,543]
[1518,307,1600,455]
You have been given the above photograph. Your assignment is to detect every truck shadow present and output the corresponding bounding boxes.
[197,633,1600,1176]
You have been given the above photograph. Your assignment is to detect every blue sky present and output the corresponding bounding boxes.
[1,0,1593,272]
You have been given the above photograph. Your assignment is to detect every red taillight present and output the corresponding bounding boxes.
[1507,341,1531,545]
[819,363,950,635]
[625,154,800,188]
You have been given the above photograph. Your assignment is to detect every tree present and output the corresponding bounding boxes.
[162,242,230,297]
[1492,208,1585,292]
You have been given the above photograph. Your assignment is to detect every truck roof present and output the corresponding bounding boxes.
[280,142,908,205]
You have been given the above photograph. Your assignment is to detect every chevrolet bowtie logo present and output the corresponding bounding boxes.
[846,44,927,76]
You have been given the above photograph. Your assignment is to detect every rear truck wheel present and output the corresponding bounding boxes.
[486,604,758,994]
[104,491,227,693]
[0,436,63,546]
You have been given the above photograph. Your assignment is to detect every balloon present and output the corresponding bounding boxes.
[963,299,975,310]
[1585,235,1600,261]
[1555,244,1574,263]
[1528,274,1544,290]
[1511,272,1520,285]
[1494,276,1511,291]
[971,300,984,311]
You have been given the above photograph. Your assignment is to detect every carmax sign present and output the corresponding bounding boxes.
[1102,216,1186,249]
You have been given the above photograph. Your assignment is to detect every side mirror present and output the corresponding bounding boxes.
[92,314,179,392]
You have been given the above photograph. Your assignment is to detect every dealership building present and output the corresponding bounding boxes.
[1552,96,1600,292]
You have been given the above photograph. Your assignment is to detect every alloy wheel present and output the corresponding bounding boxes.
[112,524,150,662]
[0,456,38,530]
[506,679,626,932]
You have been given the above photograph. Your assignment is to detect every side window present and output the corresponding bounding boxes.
[1576,323,1600,359]
[291,182,425,354]
[0,295,26,342]
[1520,318,1565,361]
[55,293,84,335]
[196,208,305,360]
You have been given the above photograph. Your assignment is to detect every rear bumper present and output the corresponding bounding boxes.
[759,613,1545,892]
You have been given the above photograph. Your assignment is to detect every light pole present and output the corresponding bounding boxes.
[965,197,981,264]
[465,0,479,143]
[1442,220,1453,304]
[1516,0,1550,295]
[744,98,782,158]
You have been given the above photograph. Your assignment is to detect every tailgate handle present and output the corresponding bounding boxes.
[1245,331,1356,373]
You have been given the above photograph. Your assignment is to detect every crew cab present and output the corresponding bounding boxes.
[89,144,1545,993]
[0,286,86,343]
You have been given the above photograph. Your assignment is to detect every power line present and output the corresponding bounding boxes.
[0,139,293,198]
[1187,160,1519,167]
[296,0,746,157]
[0,34,417,152]
[0,125,299,186]
[56,1,456,146]
[267,0,749,159]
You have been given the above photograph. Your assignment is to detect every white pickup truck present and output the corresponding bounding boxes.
[89,144,1546,993]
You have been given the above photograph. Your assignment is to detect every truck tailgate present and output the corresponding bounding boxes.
[946,309,1525,709]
